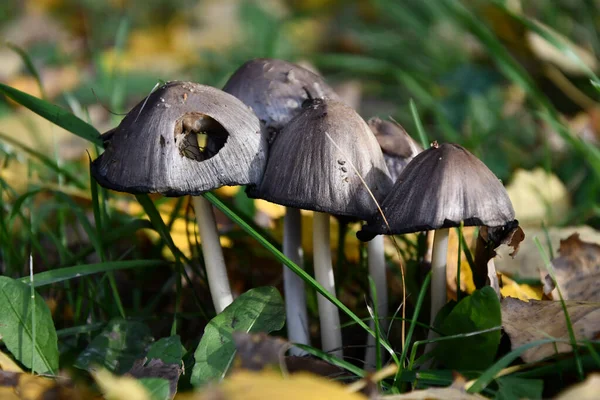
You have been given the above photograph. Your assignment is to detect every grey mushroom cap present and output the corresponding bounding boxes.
[368,117,422,182]
[91,81,267,196]
[222,58,339,138]
[253,99,393,219]
[357,143,516,241]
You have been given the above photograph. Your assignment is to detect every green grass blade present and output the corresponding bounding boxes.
[203,192,401,365]
[6,43,47,100]
[19,260,165,287]
[467,339,558,393]
[409,99,429,148]
[0,83,102,146]
[493,1,600,84]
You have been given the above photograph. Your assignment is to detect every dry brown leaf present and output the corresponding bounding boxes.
[556,373,600,400]
[232,332,289,372]
[128,358,182,399]
[495,225,600,279]
[501,297,600,363]
[544,233,600,302]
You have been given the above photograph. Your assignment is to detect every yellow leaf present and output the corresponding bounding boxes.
[446,227,477,300]
[92,368,150,400]
[505,168,570,227]
[0,350,23,372]
[500,275,542,301]
[194,370,366,400]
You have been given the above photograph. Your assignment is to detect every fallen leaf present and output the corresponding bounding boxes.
[473,222,524,289]
[0,371,91,400]
[544,233,600,302]
[556,373,600,400]
[501,297,600,363]
[194,370,367,400]
[128,358,181,399]
[500,275,543,301]
[92,368,150,400]
[232,332,290,372]
[0,350,23,373]
[495,225,600,279]
[505,168,570,227]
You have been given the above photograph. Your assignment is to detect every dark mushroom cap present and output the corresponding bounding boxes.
[357,143,516,241]
[91,81,267,196]
[253,99,393,219]
[222,58,339,139]
[368,117,422,182]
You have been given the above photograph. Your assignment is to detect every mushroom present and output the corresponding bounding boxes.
[256,99,393,357]
[91,81,267,314]
[357,142,516,347]
[223,58,339,141]
[223,58,339,351]
[364,117,422,366]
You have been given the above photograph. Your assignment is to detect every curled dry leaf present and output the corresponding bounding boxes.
[556,373,600,400]
[501,297,600,363]
[472,222,524,289]
[543,233,600,302]
[232,332,290,372]
[128,358,182,399]
[495,225,600,279]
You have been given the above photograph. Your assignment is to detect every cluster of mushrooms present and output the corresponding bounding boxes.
[91,58,517,363]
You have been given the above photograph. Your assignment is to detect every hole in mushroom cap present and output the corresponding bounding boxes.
[174,112,228,161]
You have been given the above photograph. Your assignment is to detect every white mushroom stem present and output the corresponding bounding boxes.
[313,212,343,357]
[283,207,310,355]
[425,227,450,355]
[365,234,388,367]
[193,195,233,314]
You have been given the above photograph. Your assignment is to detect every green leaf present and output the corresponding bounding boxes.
[434,286,501,370]
[0,83,102,146]
[19,260,165,288]
[495,377,543,400]
[0,276,58,374]
[191,286,285,387]
[139,378,171,400]
[146,335,184,366]
[75,319,154,374]
[494,376,544,400]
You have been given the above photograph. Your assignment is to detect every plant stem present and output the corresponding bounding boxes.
[365,234,388,367]
[425,228,449,356]
[193,195,233,313]
[313,212,343,357]
[283,207,310,355]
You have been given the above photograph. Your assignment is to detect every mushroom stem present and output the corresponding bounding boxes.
[365,234,388,367]
[313,212,343,357]
[424,227,450,356]
[193,195,233,313]
[283,207,310,354]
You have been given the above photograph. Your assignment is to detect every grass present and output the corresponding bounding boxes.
[1,0,600,398]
